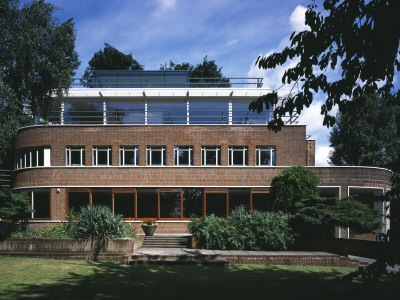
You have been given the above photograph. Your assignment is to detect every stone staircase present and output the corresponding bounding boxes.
[141,235,191,248]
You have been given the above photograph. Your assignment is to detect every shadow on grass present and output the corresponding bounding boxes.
[1,260,398,300]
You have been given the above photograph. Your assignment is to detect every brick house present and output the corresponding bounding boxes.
[12,71,392,238]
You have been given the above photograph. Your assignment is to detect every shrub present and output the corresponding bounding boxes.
[73,205,127,241]
[189,206,294,251]
[270,166,320,213]
[10,224,71,239]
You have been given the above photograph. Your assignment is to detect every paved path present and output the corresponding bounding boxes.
[134,248,335,256]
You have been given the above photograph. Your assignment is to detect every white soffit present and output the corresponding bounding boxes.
[64,88,272,99]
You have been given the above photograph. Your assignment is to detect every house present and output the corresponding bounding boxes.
[12,70,392,238]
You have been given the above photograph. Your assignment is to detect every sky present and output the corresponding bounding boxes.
[24,0,335,166]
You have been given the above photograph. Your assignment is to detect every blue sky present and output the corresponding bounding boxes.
[25,0,334,165]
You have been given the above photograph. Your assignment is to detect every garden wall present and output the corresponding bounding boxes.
[0,237,144,261]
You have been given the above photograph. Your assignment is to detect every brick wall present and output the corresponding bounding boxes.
[14,125,308,167]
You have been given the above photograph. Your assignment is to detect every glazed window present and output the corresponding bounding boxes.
[201,146,221,166]
[228,146,248,166]
[66,147,85,166]
[67,189,90,214]
[256,146,275,166]
[146,146,166,166]
[32,189,50,219]
[120,146,139,166]
[15,147,50,170]
[93,146,112,166]
[174,146,193,166]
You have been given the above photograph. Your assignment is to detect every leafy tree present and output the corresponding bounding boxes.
[329,94,400,171]
[292,196,381,238]
[270,166,381,239]
[82,43,143,86]
[250,0,400,132]
[0,188,31,222]
[269,166,320,213]
[160,56,230,87]
[0,0,80,168]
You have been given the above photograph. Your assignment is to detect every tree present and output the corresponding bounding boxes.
[0,188,31,222]
[82,43,143,86]
[0,0,80,168]
[329,94,400,172]
[269,166,320,213]
[270,166,381,239]
[250,0,400,132]
[160,56,230,87]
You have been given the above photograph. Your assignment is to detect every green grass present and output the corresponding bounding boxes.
[0,256,399,299]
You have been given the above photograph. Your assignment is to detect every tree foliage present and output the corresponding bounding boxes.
[250,0,400,131]
[160,56,230,87]
[0,188,31,221]
[329,94,400,171]
[0,0,80,168]
[269,166,320,213]
[292,196,381,238]
[82,43,143,85]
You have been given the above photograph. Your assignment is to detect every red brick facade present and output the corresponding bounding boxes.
[13,125,392,235]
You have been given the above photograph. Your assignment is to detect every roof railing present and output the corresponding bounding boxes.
[71,77,264,88]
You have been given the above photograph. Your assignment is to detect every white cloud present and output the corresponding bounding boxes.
[289,5,309,32]
[315,145,332,166]
[155,0,176,10]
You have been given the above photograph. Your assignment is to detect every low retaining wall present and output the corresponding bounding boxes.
[0,237,144,261]
[293,238,391,259]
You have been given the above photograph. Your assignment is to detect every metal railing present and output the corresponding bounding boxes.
[28,110,299,126]
[0,169,11,187]
[71,77,264,88]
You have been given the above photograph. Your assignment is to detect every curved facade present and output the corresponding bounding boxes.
[11,73,393,236]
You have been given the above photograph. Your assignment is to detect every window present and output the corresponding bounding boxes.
[189,100,229,124]
[256,146,275,166]
[15,147,50,169]
[120,146,139,166]
[174,146,193,166]
[32,189,50,219]
[93,146,112,166]
[201,146,221,166]
[67,189,90,214]
[147,100,187,124]
[66,147,85,166]
[229,146,248,166]
[146,146,166,166]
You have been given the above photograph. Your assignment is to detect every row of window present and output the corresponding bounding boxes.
[15,147,51,170]
[30,188,272,219]
[66,145,276,166]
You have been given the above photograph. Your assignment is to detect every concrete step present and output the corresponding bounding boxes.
[141,236,191,248]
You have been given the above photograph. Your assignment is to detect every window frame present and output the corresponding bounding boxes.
[15,147,50,170]
[255,146,276,166]
[174,146,193,166]
[201,146,221,166]
[92,146,112,166]
[146,145,166,166]
[66,146,85,166]
[120,146,139,166]
[228,146,248,166]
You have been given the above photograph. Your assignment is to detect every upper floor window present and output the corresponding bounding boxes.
[201,146,221,166]
[229,146,248,166]
[120,146,139,166]
[174,146,193,166]
[256,146,276,166]
[66,147,85,166]
[15,147,50,170]
[93,146,112,166]
[147,146,166,166]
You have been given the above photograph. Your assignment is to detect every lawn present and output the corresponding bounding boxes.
[0,256,399,299]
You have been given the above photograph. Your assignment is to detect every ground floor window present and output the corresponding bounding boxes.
[65,187,271,220]
[32,189,50,219]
